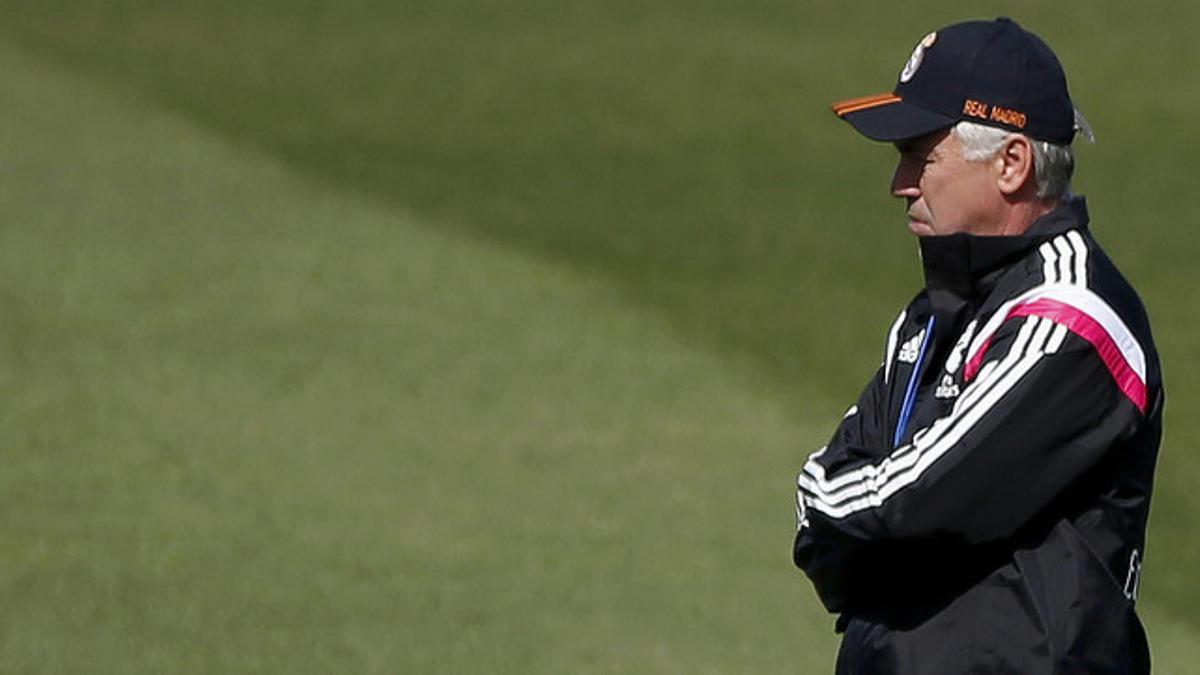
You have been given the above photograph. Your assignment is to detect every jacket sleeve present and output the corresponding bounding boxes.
[792,351,894,611]
[794,313,1147,610]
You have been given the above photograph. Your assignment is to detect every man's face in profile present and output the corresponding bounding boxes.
[891,129,998,237]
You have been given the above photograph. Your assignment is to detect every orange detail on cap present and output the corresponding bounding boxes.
[832,93,903,117]
[990,105,1027,128]
[963,99,990,119]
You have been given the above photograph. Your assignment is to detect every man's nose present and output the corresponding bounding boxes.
[891,159,921,198]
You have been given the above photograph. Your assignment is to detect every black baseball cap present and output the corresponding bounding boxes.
[832,18,1077,144]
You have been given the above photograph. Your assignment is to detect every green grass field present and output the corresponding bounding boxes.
[1,2,1197,672]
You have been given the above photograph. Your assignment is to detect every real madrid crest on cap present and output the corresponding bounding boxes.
[899,32,937,83]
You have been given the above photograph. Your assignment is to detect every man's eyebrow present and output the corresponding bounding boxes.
[897,135,942,156]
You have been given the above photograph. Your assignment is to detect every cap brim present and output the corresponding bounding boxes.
[831,93,958,142]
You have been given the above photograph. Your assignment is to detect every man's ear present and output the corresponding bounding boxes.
[995,135,1037,196]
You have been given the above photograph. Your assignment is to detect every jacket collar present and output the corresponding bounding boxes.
[918,196,1089,301]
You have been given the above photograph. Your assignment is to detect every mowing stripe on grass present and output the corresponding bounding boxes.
[0,39,845,673]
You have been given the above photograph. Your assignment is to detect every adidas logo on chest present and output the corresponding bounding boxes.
[897,331,925,364]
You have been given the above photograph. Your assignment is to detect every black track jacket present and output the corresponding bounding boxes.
[794,198,1163,674]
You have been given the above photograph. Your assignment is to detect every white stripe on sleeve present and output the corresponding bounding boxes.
[799,316,1052,519]
[1067,230,1089,286]
[884,310,907,385]
[1053,236,1074,284]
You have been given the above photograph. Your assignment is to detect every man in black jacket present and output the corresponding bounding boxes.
[793,18,1163,674]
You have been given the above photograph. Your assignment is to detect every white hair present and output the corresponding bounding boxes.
[951,121,1074,199]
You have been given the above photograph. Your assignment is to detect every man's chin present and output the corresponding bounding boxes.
[908,220,937,236]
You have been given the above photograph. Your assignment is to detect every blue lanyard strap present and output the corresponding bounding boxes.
[893,315,936,448]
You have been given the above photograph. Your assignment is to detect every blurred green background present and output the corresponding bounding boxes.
[0,1,1196,672]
